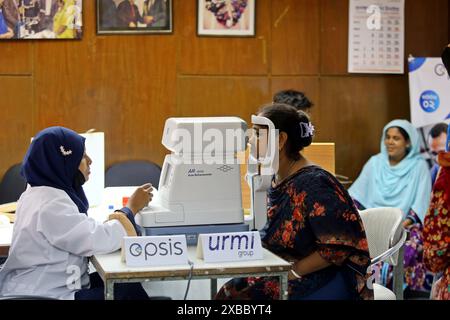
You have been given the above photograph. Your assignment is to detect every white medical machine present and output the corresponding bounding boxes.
[136,116,279,245]
[137,117,250,245]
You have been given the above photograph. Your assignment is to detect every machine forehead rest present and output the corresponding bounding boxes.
[162,117,248,154]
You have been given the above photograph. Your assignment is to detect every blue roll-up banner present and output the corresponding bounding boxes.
[408,57,450,128]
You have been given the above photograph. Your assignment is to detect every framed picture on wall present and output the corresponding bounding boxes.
[0,0,83,40]
[96,0,173,35]
[197,0,255,37]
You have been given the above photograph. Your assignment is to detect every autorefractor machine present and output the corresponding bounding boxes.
[136,116,278,245]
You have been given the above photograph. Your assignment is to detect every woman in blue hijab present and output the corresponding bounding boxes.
[21,126,90,214]
[349,119,433,295]
[0,127,153,300]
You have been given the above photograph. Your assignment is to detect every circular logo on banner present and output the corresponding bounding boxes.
[129,243,143,257]
[435,64,447,77]
[420,91,440,113]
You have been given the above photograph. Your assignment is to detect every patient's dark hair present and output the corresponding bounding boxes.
[273,90,314,112]
[258,103,313,160]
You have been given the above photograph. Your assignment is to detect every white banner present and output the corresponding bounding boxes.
[408,57,450,128]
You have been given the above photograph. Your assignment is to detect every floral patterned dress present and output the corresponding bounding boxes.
[216,166,373,300]
[423,166,450,300]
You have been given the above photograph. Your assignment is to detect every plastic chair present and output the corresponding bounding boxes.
[0,164,27,204]
[359,207,407,300]
[105,160,162,188]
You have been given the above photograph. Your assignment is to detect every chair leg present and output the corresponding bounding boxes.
[392,245,404,300]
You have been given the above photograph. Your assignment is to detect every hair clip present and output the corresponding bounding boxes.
[60,146,73,156]
[300,122,315,138]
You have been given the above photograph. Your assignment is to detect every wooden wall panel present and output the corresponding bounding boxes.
[0,78,33,180]
[178,0,271,75]
[320,0,449,75]
[271,0,320,75]
[177,77,270,123]
[0,0,448,188]
[320,0,349,75]
[319,76,410,179]
[33,0,177,168]
[0,42,32,75]
[34,65,175,167]
[405,0,449,57]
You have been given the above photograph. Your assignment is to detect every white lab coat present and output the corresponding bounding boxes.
[0,186,126,300]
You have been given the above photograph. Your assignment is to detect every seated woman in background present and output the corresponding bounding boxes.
[423,123,450,300]
[0,127,152,300]
[349,119,433,295]
[216,104,373,300]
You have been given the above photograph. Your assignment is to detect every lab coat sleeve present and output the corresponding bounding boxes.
[36,196,127,256]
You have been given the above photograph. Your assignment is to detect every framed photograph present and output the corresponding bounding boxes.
[97,0,172,35]
[0,0,83,40]
[197,0,255,37]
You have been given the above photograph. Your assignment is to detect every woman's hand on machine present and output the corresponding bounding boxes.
[126,183,153,215]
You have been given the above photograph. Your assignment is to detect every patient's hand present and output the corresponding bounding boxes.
[402,218,413,228]
[126,183,153,214]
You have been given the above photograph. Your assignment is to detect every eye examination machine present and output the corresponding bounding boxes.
[137,116,278,245]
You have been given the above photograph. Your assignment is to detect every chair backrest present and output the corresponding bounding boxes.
[0,164,27,204]
[359,207,404,265]
[105,160,162,188]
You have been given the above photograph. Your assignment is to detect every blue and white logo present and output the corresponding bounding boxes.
[129,243,143,257]
[419,90,440,113]
[124,235,188,267]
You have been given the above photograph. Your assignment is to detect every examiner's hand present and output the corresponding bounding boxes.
[126,183,153,215]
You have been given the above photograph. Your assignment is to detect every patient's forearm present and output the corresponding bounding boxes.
[292,251,332,276]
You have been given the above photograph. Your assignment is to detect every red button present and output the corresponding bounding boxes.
[122,197,130,207]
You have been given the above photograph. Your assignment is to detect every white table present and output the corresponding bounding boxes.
[91,247,291,300]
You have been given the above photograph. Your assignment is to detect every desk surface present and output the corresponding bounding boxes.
[92,247,291,280]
